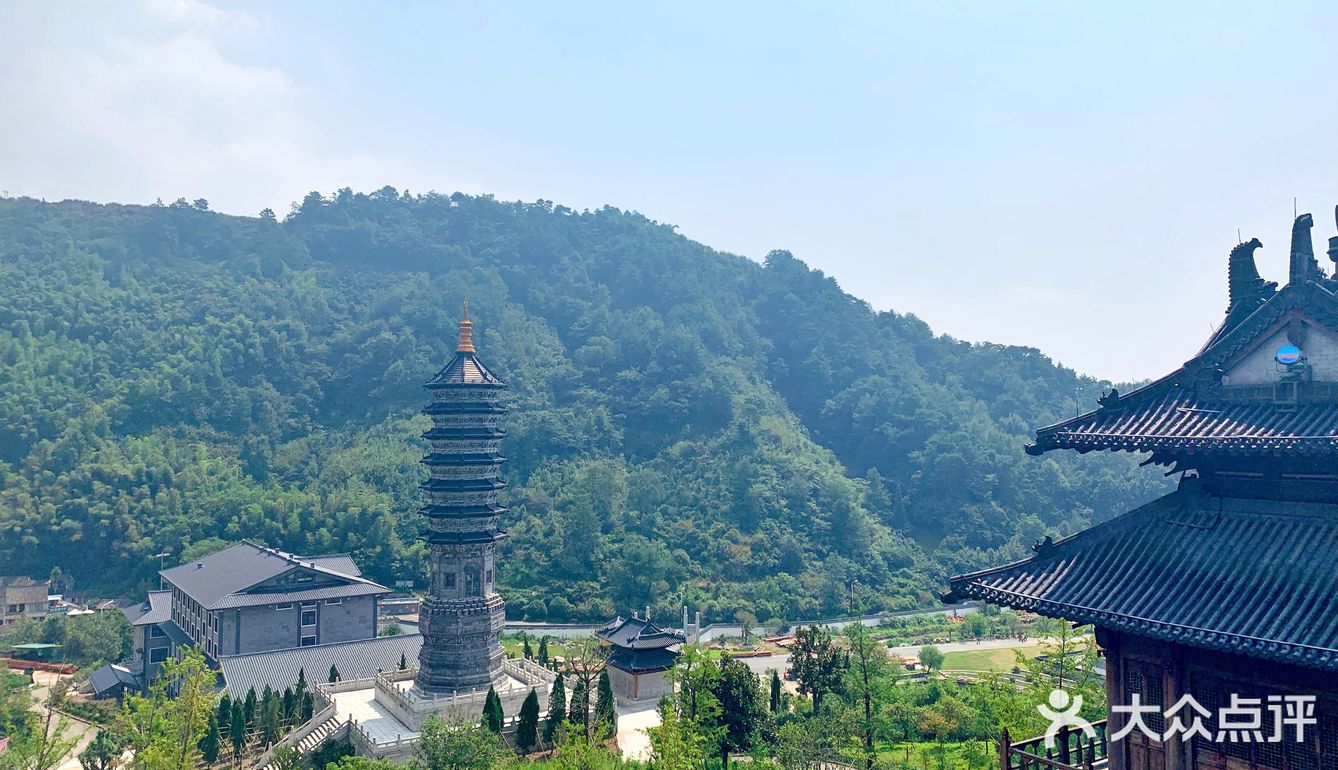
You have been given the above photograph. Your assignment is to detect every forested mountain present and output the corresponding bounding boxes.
[0,191,1168,623]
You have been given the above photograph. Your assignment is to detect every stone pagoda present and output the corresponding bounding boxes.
[413,302,509,694]
[360,305,552,737]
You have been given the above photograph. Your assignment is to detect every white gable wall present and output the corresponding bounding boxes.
[1223,320,1338,386]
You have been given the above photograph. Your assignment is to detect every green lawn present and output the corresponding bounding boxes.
[939,645,1041,673]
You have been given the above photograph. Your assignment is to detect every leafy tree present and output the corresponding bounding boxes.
[79,730,124,770]
[515,689,540,753]
[416,715,511,770]
[844,622,894,769]
[480,685,504,734]
[324,757,395,770]
[122,647,216,770]
[791,625,845,713]
[918,644,945,671]
[5,681,76,770]
[709,658,767,770]
[309,739,354,770]
[646,698,705,770]
[544,676,566,744]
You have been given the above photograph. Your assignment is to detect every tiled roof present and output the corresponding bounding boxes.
[1031,385,1338,456]
[597,616,684,650]
[946,484,1338,670]
[426,352,504,388]
[1030,279,1338,458]
[160,541,386,611]
[210,582,388,610]
[218,634,422,697]
[608,646,679,673]
[122,590,171,626]
[88,664,139,696]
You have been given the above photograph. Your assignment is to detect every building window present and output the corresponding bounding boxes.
[325,598,342,605]
[301,610,317,627]
[275,603,292,610]
[150,625,166,638]
[149,648,168,664]
[300,635,316,647]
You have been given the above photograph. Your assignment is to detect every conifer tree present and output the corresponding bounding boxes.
[522,637,534,660]
[199,713,221,764]
[595,669,615,732]
[300,691,314,721]
[516,689,540,752]
[544,676,566,744]
[569,677,589,732]
[770,669,782,713]
[243,688,258,728]
[328,664,341,683]
[261,695,282,746]
[537,637,550,667]
[295,668,307,695]
[229,701,246,759]
[281,687,296,725]
[399,652,408,670]
[481,685,504,734]
[216,693,232,741]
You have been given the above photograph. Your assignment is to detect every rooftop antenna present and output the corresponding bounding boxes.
[1237,228,1241,244]
[1294,197,1298,218]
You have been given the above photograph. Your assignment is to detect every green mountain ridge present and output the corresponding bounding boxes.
[0,191,1168,623]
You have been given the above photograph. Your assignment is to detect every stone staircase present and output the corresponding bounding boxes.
[296,712,342,753]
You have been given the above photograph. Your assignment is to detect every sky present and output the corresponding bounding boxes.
[3,1,1337,381]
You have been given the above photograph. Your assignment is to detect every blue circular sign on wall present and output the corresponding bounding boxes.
[1276,344,1302,366]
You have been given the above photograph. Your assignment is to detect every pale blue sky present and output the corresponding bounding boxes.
[4,1,1337,380]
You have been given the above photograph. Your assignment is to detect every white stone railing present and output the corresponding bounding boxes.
[503,657,556,687]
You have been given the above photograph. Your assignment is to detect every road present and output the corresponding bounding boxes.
[28,671,100,770]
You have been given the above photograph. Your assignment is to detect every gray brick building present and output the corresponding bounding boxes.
[0,577,50,633]
[123,541,391,684]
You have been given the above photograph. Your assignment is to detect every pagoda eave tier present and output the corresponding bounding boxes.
[418,503,508,519]
[420,478,507,492]
[422,402,507,416]
[422,427,506,440]
[421,453,506,466]
[420,529,508,545]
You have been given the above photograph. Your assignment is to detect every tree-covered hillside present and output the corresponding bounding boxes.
[0,191,1168,623]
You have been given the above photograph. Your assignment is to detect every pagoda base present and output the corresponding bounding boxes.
[372,659,557,731]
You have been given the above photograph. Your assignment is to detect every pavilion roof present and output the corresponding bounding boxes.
[1030,238,1338,460]
[946,483,1338,670]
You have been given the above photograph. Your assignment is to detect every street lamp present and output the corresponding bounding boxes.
[152,552,170,590]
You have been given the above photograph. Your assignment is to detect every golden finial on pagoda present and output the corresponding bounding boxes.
[457,300,475,353]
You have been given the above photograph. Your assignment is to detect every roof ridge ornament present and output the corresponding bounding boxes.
[457,300,475,353]
[1289,213,1321,284]
[1226,238,1275,316]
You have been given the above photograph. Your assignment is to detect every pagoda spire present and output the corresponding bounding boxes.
[457,300,475,353]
